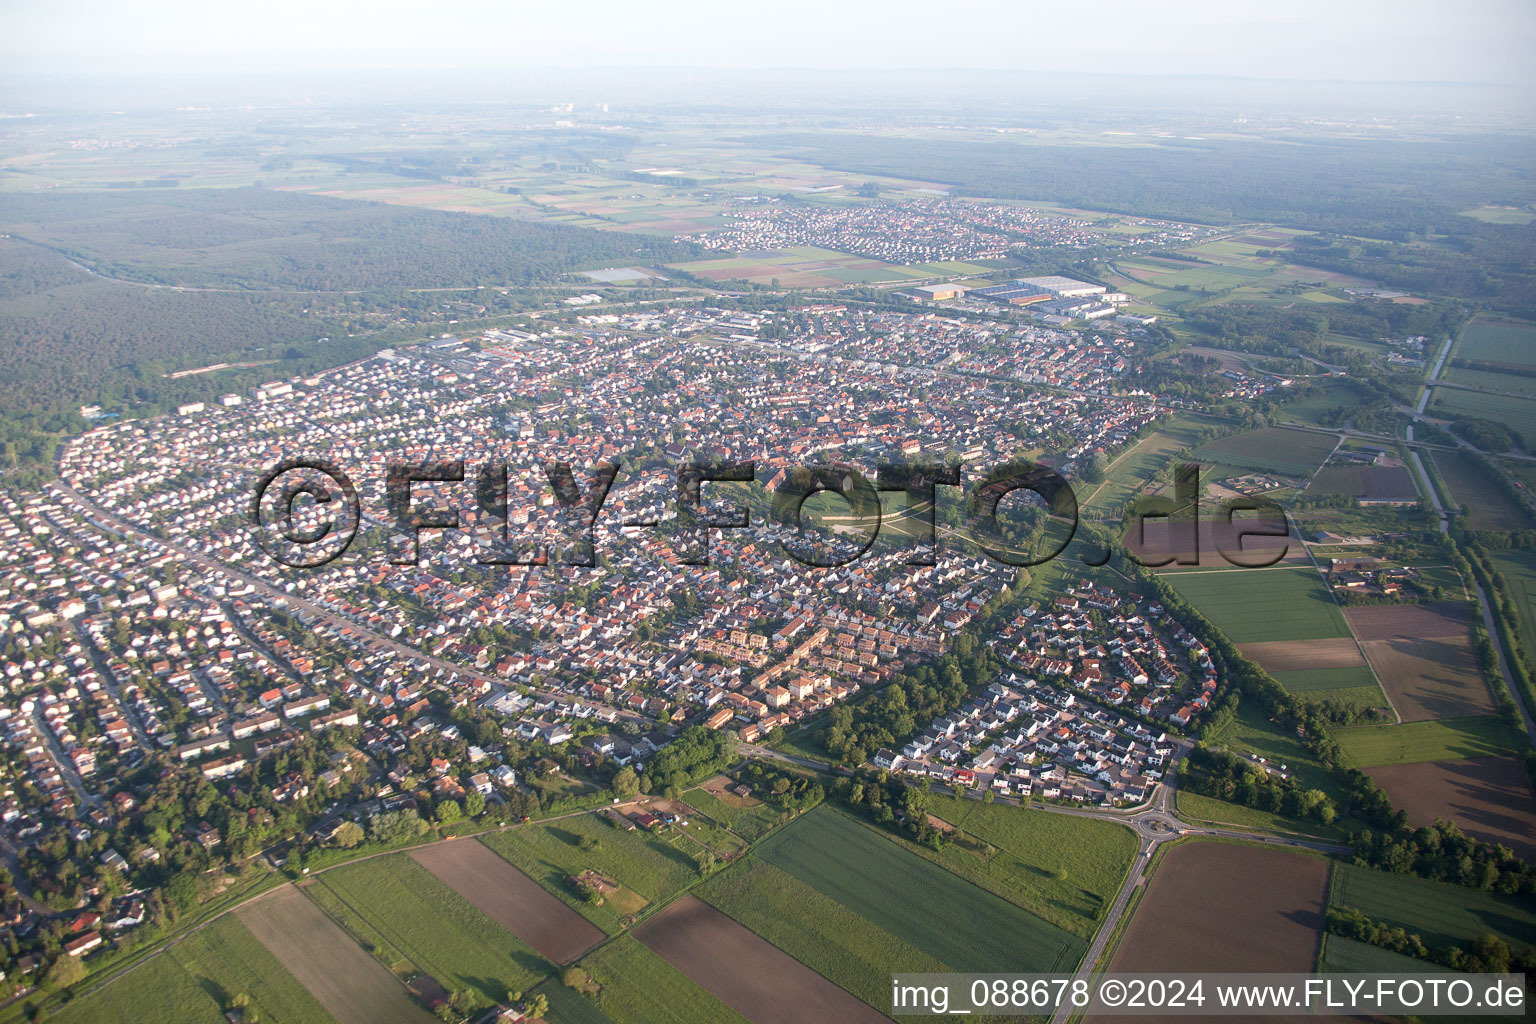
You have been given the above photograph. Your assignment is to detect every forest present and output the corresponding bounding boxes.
[759,132,1536,241]
[0,187,704,291]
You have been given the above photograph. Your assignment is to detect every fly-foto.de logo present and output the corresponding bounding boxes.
[248,457,1289,571]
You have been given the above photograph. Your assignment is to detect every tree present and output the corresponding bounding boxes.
[562,966,588,989]
[435,799,462,825]
[464,789,485,818]
[332,821,364,849]
[1081,454,1106,485]
[611,766,640,800]
[524,993,549,1019]
[42,955,84,991]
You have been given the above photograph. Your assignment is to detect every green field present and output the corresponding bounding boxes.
[1430,451,1532,531]
[1270,666,1380,693]
[892,794,1137,937]
[682,786,785,842]
[1191,427,1339,478]
[696,857,950,1011]
[1320,933,1436,973]
[1277,379,1370,427]
[481,815,701,934]
[1174,790,1340,838]
[580,935,753,1024]
[1444,363,1536,397]
[1166,566,1350,643]
[530,978,618,1024]
[754,806,1086,973]
[1334,716,1521,767]
[1491,550,1536,651]
[1208,701,1339,795]
[46,912,337,1024]
[1456,318,1536,368]
[311,854,546,1005]
[1331,862,1536,951]
[1084,415,1213,513]
[50,952,221,1024]
[1433,388,1536,449]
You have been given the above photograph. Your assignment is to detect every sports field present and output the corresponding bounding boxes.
[1166,566,1350,643]
[754,805,1086,973]
[1331,862,1536,951]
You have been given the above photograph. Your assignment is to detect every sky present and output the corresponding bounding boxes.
[3,0,1534,86]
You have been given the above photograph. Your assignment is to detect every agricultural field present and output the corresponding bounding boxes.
[49,911,341,1024]
[890,794,1137,937]
[530,980,616,1024]
[753,805,1086,973]
[1330,862,1536,952]
[1430,452,1532,531]
[1320,934,1435,973]
[308,854,547,1007]
[239,885,436,1024]
[1335,715,1521,767]
[412,839,605,964]
[1366,757,1536,859]
[1432,389,1536,449]
[1305,464,1419,504]
[1491,550,1536,652]
[1444,363,1536,397]
[1455,317,1536,369]
[49,949,225,1024]
[1081,414,1214,513]
[695,857,949,1013]
[633,896,893,1024]
[1342,602,1495,723]
[667,244,942,288]
[1105,842,1328,972]
[481,812,702,934]
[1124,514,1301,572]
[578,934,754,1024]
[1191,427,1340,478]
[1457,206,1536,226]
[1166,566,1351,644]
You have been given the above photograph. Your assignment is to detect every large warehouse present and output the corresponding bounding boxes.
[1015,275,1107,299]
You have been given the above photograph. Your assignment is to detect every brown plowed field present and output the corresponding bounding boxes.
[1344,603,1494,722]
[238,885,436,1024]
[1239,638,1365,672]
[633,895,892,1024]
[1089,842,1328,1024]
[411,838,605,964]
[1367,757,1536,859]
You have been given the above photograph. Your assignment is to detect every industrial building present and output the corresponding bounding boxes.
[911,283,969,301]
[1015,275,1107,299]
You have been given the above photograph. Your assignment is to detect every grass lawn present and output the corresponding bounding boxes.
[50,953,219,1024]
[1430,451,1532,531]
[312,854,547,1005]
[580,936,752,1024]
[1174,790,1342,840]
[1433,390,1536,452]
[1207,701,1339,794]
[481,814,701,934]
[896,794,1138,938]
[1335,716,1522,767]
[1166,566,1349,642]
[172,914,338,1024]
[682,786,785,842]
[1331,862,1536,951]
[695,857,949,1010]
[1278,379,1370,427]
[754,805,1086,972]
